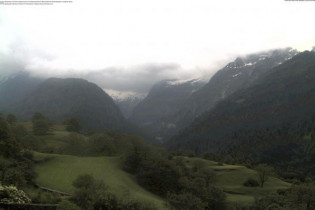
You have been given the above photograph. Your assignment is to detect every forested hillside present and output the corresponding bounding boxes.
[162,48,299,141]
[168,51,315,179]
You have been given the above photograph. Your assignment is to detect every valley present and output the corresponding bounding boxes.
[0,49,314,210]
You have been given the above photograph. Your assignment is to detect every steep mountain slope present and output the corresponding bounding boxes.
[167,51,315,157]
[0,72,43,111]
[169,48,298,135]
[107,90,145,118]
[11,78,126,131]
[130,79,205,143]
[116,97,144,118]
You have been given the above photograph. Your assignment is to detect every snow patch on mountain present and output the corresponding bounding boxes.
[166,78,199,85]
[105,89,146,102]
[232,72,242,78]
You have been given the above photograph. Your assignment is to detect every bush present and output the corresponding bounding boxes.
[0,184,31,204]
[31,190,61,204]
[119,197,157,210]
[57,200,81,210]
[64,118,81,133]
[72,174,157,210]
[167,192,207,210]
[6,114,17,124]
[243,178,259,187]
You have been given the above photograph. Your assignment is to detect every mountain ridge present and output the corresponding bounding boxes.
[167,51,315,155]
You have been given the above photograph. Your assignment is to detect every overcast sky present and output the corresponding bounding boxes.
[0,0,315,94]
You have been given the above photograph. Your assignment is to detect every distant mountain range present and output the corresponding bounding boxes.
[0,72,43,111]
[1,47,313,150]
[136,48,298,143]
[106,89,145,118]
[129,78,206,143]
[167,51,315,156]
[173,48,298,128]
[0,73,129,132]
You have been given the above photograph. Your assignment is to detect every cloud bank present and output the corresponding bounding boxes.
[1,0,315,94]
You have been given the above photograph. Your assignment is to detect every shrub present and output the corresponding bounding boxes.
[64,118,81,133]
[57,200,81,210]
[243,178,259,187]
[0,184,31,204]
[167,192,207,210]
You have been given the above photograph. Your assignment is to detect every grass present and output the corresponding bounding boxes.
[17,121,87,151]
[180,157,291,206]
[33,152,168,209]
[24,122,290,208]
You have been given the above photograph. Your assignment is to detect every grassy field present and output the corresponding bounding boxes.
[33,152,168,209]
[180,157,291,206]
[18,121,87,151]
[34,153,291,209]
[26,122,291,208]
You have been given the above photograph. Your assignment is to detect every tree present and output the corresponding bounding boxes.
[64,118,81,132]
[290,183,315,210]
[72,174,118,210]
[88,134,117,156]
[6,114,17,124]
[73,174,95,190]
[32,112,51,135]
[255,164,275,188]
[64,133,87,155]
[0,115,20,158]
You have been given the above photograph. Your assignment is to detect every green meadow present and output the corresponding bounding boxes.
[27,123,291,209]
[180,157,291,205]
[33,152,168,210]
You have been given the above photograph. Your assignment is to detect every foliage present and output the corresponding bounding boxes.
[63,133,87,156]
[32,112,52,135]
[64,118,81,132]
[0,116,20,158]
[29,189,61,204]
[255,183,315,210]
[243,178,259,187]
[255,164,275,188]
[0,116,36,187]
[72,174,157,210]
[57,200,81,210]
[167,191,207,210]
[123,144,180,196]
[6,114,17,124]
[0,184,31,204]
[123,145,226,209]
[88,133,117,156]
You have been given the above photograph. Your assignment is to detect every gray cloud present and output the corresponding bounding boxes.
[80,63,181,94]
[0,43,232,95]
[0,43,231,95]
[0,53,26,76]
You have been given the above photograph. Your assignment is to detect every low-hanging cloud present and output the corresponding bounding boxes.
[71,63,181,94]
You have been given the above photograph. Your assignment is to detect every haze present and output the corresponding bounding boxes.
[1,0,315,94]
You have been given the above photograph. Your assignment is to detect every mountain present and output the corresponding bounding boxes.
[130,78,205,143]
[106,90,145,118]
[167,51,315,157]
[1,76,127,132]
[161,48,299,140]
[0,72,43,111]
